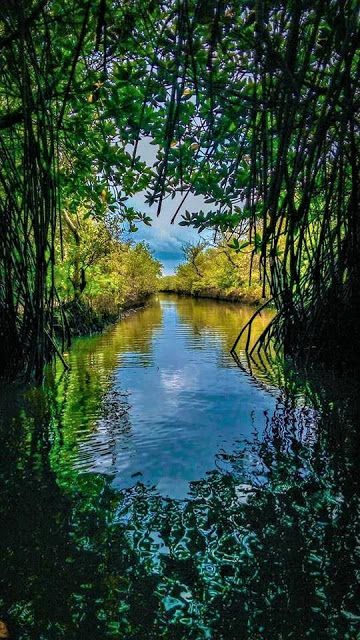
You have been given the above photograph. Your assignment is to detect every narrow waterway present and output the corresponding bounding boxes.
[0,295,359,639]
[51,294,276,498]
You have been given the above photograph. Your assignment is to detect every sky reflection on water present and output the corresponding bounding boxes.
[58,294,276,498]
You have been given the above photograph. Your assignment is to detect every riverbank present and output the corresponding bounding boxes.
[52,240,162,347]
[56,294,153,341]
[159,243,269,306]
[159,285,266,306]
[2,295,355,640]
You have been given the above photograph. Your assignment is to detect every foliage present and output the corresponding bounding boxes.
[0,0,161,381]
[161,241,265,303]
[0,0,358,378]
[55,212,161,333]
[138,0,359,367]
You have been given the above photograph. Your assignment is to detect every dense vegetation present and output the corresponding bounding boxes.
[1,4,359,639]
[141,0,359,368]
[55,212,161,335]
[0,0,358,381]
[0,0,160,381]
[161,242,265,303]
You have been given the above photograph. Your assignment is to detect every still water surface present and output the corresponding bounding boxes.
[0,294,359,639]
[61,294,275,498]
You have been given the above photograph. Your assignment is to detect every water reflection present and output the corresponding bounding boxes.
[172,293,272,354]
[0,295,359,639]
[49,295,276,497]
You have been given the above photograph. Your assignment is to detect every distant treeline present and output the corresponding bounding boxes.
[160,242,267,305]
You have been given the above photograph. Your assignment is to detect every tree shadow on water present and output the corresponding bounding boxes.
[1,372,360,639]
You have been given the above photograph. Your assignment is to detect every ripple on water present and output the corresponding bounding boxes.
[52,294,278,498]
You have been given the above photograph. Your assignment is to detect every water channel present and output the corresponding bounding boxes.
[0,294,359,639]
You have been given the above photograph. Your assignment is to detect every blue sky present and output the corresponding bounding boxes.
[124,138,211,275]
[128,192,210,275]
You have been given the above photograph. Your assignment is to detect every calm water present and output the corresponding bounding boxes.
[54,294,276,498]
[0,294,359,639]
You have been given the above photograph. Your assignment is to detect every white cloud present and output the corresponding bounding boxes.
[127,191,212,255]
[124,137,212,265]
[161,365,199,393]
